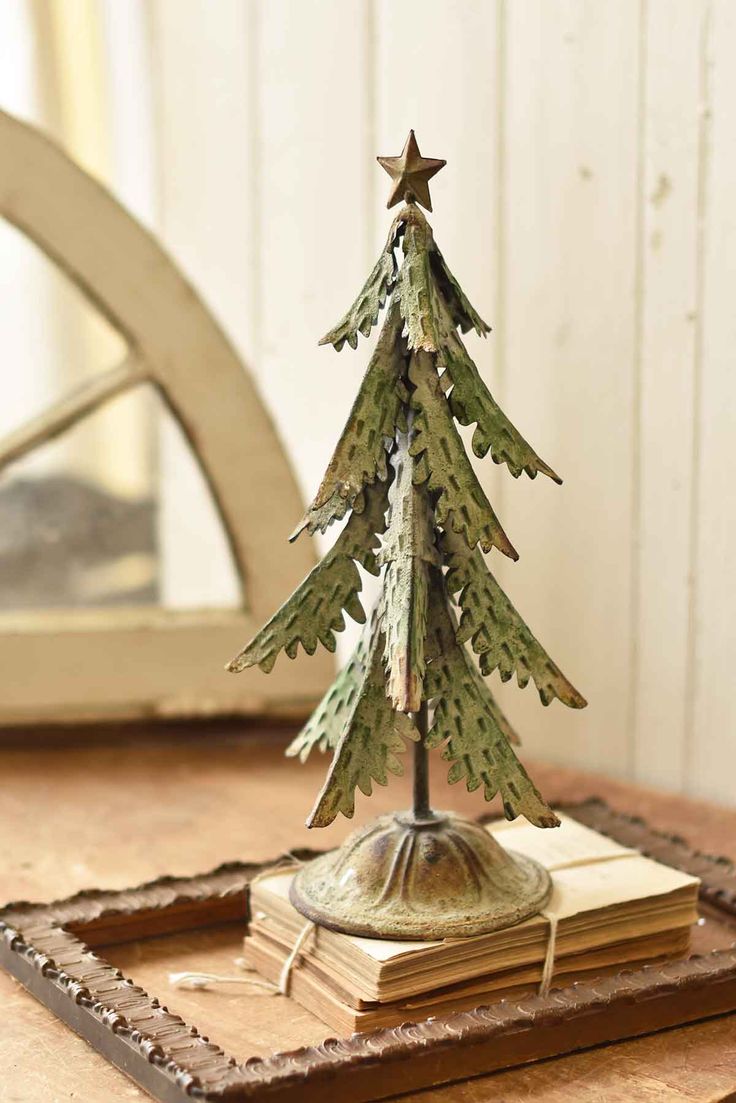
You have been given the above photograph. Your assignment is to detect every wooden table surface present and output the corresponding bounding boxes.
[1,722,736,1103]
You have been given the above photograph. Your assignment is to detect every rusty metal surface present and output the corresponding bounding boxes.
[289,810,551,939]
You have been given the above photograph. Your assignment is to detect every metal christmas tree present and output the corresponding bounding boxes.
[229,132,586,939]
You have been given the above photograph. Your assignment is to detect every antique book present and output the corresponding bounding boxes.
[243,815,699,1033]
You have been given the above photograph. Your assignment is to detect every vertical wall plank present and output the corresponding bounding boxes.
[151,0,257,357]
[497,0,641,775]
[373,0,506,717]
[689,0,735,803]
[150,0,255,606]
[257,0,374,653]
[257,0,373,508]
[633,0,708,790]
[374,0,502,450]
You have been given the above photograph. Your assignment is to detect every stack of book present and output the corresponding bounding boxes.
[243,814,699,1033]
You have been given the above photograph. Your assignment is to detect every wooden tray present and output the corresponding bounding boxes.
[2,799,736,1103]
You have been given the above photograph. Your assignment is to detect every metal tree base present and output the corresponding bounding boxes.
[289,810,551,940]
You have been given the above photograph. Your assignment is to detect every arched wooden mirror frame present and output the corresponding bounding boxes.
[0,109,332,725]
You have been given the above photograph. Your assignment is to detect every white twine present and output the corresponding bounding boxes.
[277,920,316,996]
[168,969,276,992]
[534,846,636,997]
[537,910,559,997]
[168,921,315,997]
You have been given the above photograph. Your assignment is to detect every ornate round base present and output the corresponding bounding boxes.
[290,810,551,939]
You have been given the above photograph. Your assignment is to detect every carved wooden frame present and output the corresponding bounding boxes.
[2,799,736,1102]
[0,108,333,726]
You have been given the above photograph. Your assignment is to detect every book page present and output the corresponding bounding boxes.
[547,854,698,919]
[489,813,634,869]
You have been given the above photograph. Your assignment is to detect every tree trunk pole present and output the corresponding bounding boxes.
[412,701,431,820]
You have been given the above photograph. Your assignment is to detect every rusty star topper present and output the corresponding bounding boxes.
[377,130,446,212]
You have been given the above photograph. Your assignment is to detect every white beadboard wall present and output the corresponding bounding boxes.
[149,0,734,806]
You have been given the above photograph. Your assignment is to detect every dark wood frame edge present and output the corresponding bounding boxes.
[2,798,736,1103]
